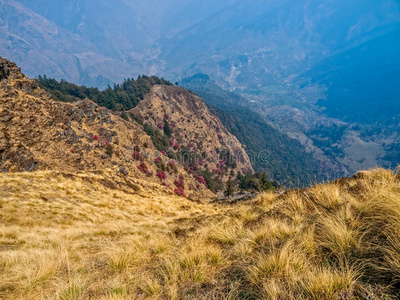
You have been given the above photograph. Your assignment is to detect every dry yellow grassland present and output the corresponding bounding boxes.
[1,168,400,299]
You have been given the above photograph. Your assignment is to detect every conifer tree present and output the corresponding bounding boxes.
[224,179,235,198]
[163,120,172,137]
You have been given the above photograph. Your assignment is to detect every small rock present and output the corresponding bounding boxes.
[119,166,128,176]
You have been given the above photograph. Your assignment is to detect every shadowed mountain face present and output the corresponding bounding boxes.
[300,23,400,124]
[159,0,400,90]
[2,0,235,88]
[5,0,400,90]
[0,0,165,88]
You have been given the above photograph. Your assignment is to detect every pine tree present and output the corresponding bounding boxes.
[120,111,129,121]
[224,179,235,198]
[259,172,273,191]
[163,120,172,137]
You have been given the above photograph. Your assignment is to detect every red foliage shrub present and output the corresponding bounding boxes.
[213,169,222,175]
[138,162,150,174]
[93,135,99,140]
[174,179,181,188]
[195,175,207,186]
[156,171,167,181]
[132,151,144,161]
[174,187,187,198]
[174,175,185,189]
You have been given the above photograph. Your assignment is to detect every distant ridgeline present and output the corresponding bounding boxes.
[37,75,173,111]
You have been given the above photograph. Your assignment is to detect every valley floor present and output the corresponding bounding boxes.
[1,169,400,299]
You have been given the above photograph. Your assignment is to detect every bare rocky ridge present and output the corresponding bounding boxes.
[0,57,252,198]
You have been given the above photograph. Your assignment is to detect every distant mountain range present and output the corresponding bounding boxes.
[3,0,398,88]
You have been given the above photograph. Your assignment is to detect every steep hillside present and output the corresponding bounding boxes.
[0,61,147,173]
[130,85,254,184]
[1,166,400,298]
[0,57,254,196]
[0,57,223,198]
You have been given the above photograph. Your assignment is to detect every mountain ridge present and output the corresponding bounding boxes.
[0,57,254,198]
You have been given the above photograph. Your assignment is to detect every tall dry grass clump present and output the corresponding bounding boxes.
[1,168,400,299]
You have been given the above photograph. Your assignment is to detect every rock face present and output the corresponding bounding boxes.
[0,57,252,197]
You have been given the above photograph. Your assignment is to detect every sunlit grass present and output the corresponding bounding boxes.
[1,168,400,298]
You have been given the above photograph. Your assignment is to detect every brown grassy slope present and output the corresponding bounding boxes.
[1,168,400,299]
[131,85,254,179]
[0,58,149,173]
[0,57,213,198]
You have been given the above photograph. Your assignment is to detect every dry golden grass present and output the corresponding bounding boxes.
[1,168,400,299]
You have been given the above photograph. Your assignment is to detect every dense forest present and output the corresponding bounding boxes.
[37,75,173,111]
